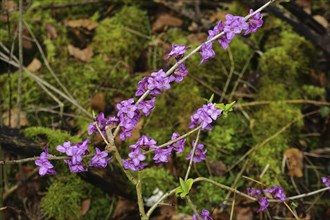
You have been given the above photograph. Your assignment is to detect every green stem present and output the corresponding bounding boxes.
[136,171,148,220]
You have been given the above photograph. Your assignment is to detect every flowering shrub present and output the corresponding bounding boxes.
[2,1,329,219]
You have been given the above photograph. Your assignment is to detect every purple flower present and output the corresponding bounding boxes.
[137,97,156,116]
[56,141,73,156]
[204,103,222,120]
[128,148,146,166]
[169,132,185,154]
[257,197,269,213]
[130,135,157,150]
[153,147,172,163]
[186,141,207,163]
[65,160,87,173]
[35,146,56,176]
[192,209,213,220]
[123,159,147,171]
[207,21,231,50]
[119,112,140,141]
[76,138,89,154]
[117,98,138,119]
[245,9,263,35]
[167,44,187,59]
[89,148,111,168]
[147,69,171,95]
[200,43,215,64]
[136,77,149,97]
[322,176,330,188]
[247,188,261,197]
[169,63,188,82]
[224,14,248,40]
[70,147,84,164]
[263,186,286,201]
[189,103,222,130]
[88,113,119,135]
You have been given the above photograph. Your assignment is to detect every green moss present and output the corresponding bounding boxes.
[302,85,325,99]
[41,175,87,220]
[83,188,115,220]
[259,47,299,82]
[93,6,148,67]
[141,168,176,197]
[24,126,81,154]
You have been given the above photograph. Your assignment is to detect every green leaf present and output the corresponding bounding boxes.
[208,94,215,103]
[215,103,225,110]
[179,178,187,193]
[225,101,236,112]
[186,178,194,192]
[320,106,329,118]
[175,188,183,197]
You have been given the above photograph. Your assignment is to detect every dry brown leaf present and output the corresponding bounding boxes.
[90,93,106,112]
[296,0,312,14]
[187,33,208,43]
[313,15,329,28]
[27,58,42,72]
[64,19,97,31]
[235,207,253,220]
[152,14,183,32]
[2,0,17,14]
[80,199,91,216]
[209,160,227,176]
[68,45,93,62]
[284,148,304,177]
[2,108,28,128]
[45,24,58,40]
[112,198,137,219]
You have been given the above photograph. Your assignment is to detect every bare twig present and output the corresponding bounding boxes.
[16,0,24,128]
[185,128,201,181]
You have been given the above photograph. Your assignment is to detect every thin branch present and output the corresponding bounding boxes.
[23,20,74,100]
[16,0,24,128]
[238,100,330,107]
[144,125,201,154]
[185,128,201,181]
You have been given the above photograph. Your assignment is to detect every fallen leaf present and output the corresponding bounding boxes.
[209,160,227,176]
[68,45,93,62]
[64,19,98,31]
[284,148,304,177]
[112,198,138,219]
[187,33,208,43]
[152,14,183,32]
[235,207,253,220]
[27,58,42,72]
[45,24,58,40]
[313,15,329,28]
[2,0,17,14]
[80,199,91,216]
[296,0,311,14]
[90,93,106,112]
[2,108,28,128]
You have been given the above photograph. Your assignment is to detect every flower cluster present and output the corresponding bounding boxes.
[123,133,188,171]
[247,186,286,212]
[322,176,330,188]
[35,146,56,176]
[55,139,111,172]
[186,141,207,163]
[189,103,222,130]
[200,9,263,63]
[192,209,213,220]
[88,112,118,136]
[56,139,89,173]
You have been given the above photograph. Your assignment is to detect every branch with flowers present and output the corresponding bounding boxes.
[1,0,329,219]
